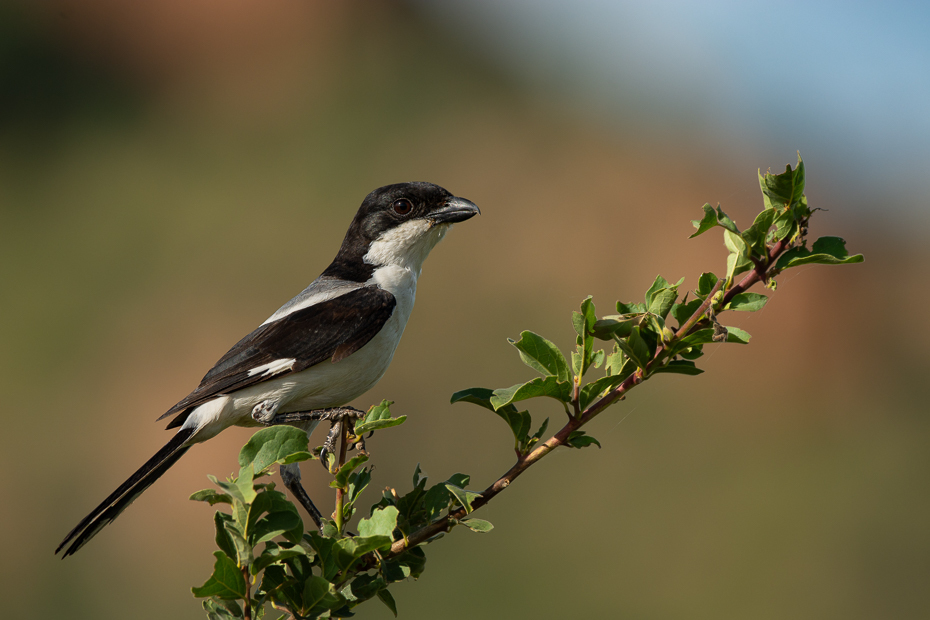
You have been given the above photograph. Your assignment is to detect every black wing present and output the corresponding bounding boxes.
[159,285,396,428]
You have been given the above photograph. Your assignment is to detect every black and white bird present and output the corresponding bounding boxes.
[56,182,479,557]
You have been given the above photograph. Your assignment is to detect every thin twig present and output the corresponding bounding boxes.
[334,421,350,536]
[242,566,252,620]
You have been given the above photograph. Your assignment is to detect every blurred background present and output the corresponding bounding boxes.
[2,1,927,618]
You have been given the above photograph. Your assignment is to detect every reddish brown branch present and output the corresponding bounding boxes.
[242,566,252,620]
[385,231,795,559]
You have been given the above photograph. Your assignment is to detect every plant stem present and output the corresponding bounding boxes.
[242,566,252,620]
[334,421,349,536]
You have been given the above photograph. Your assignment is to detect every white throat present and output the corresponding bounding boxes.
[363,220,451,277]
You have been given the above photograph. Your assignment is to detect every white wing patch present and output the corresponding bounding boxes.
[247,358,297,378]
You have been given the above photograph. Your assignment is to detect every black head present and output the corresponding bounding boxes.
[323,182,479,282]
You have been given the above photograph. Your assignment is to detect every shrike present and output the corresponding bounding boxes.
[56,182,479,557]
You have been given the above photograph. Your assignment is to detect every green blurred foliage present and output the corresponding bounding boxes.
[2,2,927,619]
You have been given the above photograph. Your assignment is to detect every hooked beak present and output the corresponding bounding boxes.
[429,196,480,224]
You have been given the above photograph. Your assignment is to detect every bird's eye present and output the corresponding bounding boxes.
[392,198,413,215]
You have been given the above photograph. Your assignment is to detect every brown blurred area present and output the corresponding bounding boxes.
[1,1,927,619]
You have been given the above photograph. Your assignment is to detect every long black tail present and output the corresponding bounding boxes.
[56,427,195,558]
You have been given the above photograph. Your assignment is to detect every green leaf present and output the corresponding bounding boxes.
[412,463,425,489]
[239,426,310,473]
[626,326,652,369]
[344,574,387,604]
[591,315,639,340]
[490,376,573,410]
[445,483,481,513]
[260,569,293,612]
[377,588,399,617]
[331,454,370,489]
[566,431,601,449]
[678,344,704,360]
[522,416,549,453]
[725,229,753,283]
[447,472,471,488]
[690,203,740,238]
[355,400,407,434]
[774,236,864,270]
[675,328,717,349]
[460,518,494,533]
[508,331,572,382]
[218,516,252,566]
[422,483,452,521]
[245,488,302,542]
[384,547,426,581]
[696,272,719,299]
[450,387,500,412]
[675,326,751,348]
[726,292,769,312]
[338,533,393,559]
[572,296,597,339]
[579,373,628,410]
[741,207,778,254]
[235,465,257,505]
[201,599,242,620]
[299,575,343,617]
[251,545,308,575]
[645,275,684,320]
[689,203,717,238]
[671,298,703,327]
[572,296,597,377]
[210,468,257,506]
[451,387,532,447]
[616,301,646,314]
[604,345,630,376]
[724,326,752,344]
[759,156,805,212]
[771,207,799,243]
[653,360,704,376]
[192,551,246,600]
[190,489,233,505]
[213,512,237,561]
[358,506,399,539]
[347,467,372,507]
[644,275,670,309]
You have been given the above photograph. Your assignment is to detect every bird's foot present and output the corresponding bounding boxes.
[250,399,280,425]
[316,407,367,472]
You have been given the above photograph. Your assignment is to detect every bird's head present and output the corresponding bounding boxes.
[333,182,479,278]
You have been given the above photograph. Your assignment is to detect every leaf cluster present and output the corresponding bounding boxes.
[451,155,862,457]
[192,404,488,620]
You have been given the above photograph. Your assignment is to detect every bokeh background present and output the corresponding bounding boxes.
[2,1,927,618]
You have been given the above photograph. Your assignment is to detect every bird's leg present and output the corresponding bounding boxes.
[250,402,364,529]
[320,419,343,471]
[279,462,323,531]
[314,408,367,469]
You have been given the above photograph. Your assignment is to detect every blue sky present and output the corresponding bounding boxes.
[417,0,929,220]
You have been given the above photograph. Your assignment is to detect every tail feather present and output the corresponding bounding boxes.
[56,427,195,557]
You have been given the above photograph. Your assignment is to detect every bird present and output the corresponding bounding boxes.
[55,182,479,557]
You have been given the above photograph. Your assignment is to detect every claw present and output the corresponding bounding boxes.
[320,419,343,473]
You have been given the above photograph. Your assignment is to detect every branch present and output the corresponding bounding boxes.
[386,230,795,558]
[242,566,252,620]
